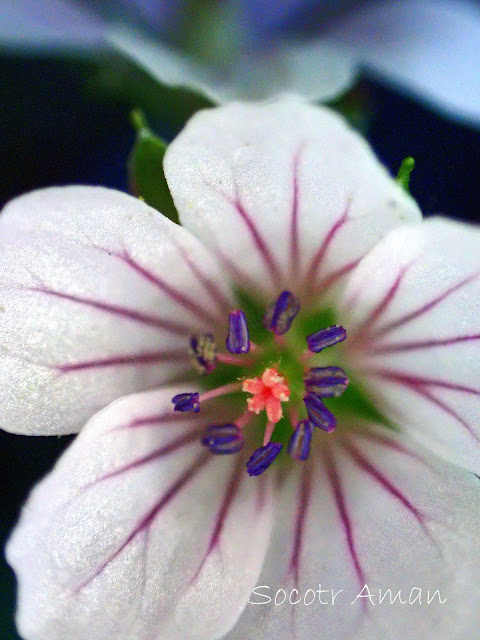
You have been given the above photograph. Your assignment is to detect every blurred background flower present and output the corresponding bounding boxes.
[1,2,480,639]
[2,0,480,123]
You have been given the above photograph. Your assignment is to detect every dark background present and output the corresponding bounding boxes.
[1,55,480,639]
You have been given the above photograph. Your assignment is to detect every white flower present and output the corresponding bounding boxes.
[3,97,480,640]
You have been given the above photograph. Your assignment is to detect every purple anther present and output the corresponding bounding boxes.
[288,420,314,461]
[189,333,217,374]
[201,424,244,454]
[306,325,347,353]
[246,442,283,476]
[303,392,336,432]
[264,290,301,335]
[304,366,349,398]
[226,310,250,354]
[171,392,200,413]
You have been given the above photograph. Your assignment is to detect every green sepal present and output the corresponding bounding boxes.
[128,109,179,224]
[396,156,415,192]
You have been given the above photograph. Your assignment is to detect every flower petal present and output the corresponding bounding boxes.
[329,0,480,125]
[164,96,421,297]
[229,428,480,639]
[109,25,356,104]
[1,0,104,54]
[6,386,274,640]
[0,186,232,435]
[222,41,357,103]
[108,27,225,104]
[341,218,480,473]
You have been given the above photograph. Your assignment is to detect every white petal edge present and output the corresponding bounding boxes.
[165,96,421,297]
[0,186,233,435]
[228,427,480,640]
[108,26,356,104]
[215,41,357,103]
[108,27,226,104]
[340,217,480,474]
[327,0,480,126]
[6,386,275,640]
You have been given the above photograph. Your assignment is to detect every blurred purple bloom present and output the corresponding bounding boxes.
[1,0,104,52]
[238,0,364,41]
[2,0,480,125]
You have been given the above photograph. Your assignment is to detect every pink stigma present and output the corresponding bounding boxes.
[242,367,291,425]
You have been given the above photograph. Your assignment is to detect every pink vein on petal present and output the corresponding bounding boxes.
[72,452,209,594]
[355,430,425,464]
[289,145,304,279]
[366,368,480,442]
[28,286,190,335]
[212,247,261,293]
[233,196,282,287]
[113,410,185,432]
[351,264,411,340]
[375,272,480,338]
[255,473,270,512]
[110,248,219,325]
[189,461,244,585]
[176,243,233,316]
[204,180,282,288]
[311,257,362,298]
[367,368,480,396]
[87,430,202,487]
[370,333,480,354]
[322,445,367,596]
[343,439,433,541]
[54,350,188,373]
[304,203,350,288]
[288,464,312,586]
[413,386,480,444]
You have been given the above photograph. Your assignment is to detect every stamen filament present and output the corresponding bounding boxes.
[199,382,242,403]
[236,410,254,430]
[300,349,315,365]
[274,334,288,349]
[289,406,300,428]
[263,420,276,446]
[217,353,255,366]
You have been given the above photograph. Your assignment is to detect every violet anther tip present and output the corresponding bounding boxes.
[264,290,300,335]
[201,424,244,455]
[304,366,349,398]
[226,310,250,354]
[303,392,336,432]
[171,392,200,413]
[306,325,347,353]
[288,420,314,461]
[246,442,283,476]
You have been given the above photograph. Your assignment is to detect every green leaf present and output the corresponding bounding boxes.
[325,83,372,135]
[128,109,179,223]
[396,156,415,192]
[95,43,214,134]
